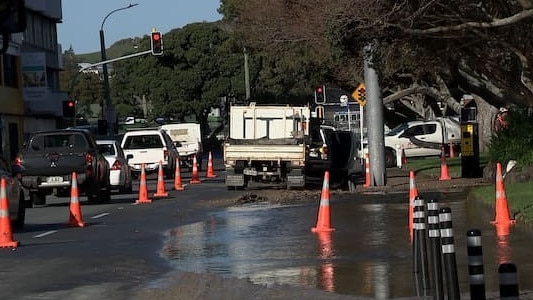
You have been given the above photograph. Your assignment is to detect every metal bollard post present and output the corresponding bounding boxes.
[439,207,460,300]
[499,263,519,300]
[413,196,430,296]
[427,199,444,300]
[466,229,486,300]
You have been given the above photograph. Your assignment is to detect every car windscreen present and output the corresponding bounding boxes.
[97,143,116,156]
[122,134,164,149]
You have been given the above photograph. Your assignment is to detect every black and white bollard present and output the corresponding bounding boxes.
[427,199,444,300]
[439,207,460,300]
[466,229,486,300]
[413,196,430,296]
[499,263,519,300]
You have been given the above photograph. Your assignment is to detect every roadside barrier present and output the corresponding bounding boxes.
[408,170,418,241]
[136,163,152,204]
[153,161,169,198]
[427,199,444,300]
[206,151,217,178]
[363,153,370,187]
[499,263,519,299]
[491,162,516,225]
[439,146,451,181]
[174,157,184,191]
[412,196,430,297]
[466,229,486,300]
[190,155,201,184]
[439,207,460,299]
[67,172,86,228]
[0,178,19,248]
[311,171,334,233]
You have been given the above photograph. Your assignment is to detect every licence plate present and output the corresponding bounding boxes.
[47,176,63,183]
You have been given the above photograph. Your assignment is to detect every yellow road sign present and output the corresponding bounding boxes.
[352,83,366,106]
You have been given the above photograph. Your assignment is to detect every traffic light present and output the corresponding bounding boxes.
[314,86,326,104]
[151,31,163,55]
[353,83,366,106]
[62,100,76,118]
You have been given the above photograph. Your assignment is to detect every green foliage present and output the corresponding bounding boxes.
[488,109,533,168]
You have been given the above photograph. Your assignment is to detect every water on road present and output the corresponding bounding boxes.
[161,190,533,299]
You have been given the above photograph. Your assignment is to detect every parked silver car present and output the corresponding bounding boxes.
[96,140,133,193]
[0,155,25,229]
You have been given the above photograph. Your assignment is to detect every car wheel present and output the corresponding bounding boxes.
[385,148,397,168]
[13,193,26,229]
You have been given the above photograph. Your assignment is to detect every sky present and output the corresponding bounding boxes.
[57,1,222,54]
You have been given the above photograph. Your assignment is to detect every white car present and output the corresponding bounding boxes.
[120,129,179,178]
[96,140,133,193]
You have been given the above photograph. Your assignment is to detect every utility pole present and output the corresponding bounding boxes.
[364,41,386,186]
[244,47,250,100]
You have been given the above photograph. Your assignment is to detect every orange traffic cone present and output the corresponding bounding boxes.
[0,178,19,248]
[153,161,169,197]
[67,172,86,227]
[174,157,184,191]
[363,153,371,187]
[449,142,455,158]
[408,170,418,237]
[491,162,516,225]
[136,163,152,204]
[311,171,335,233]
[206,151,217,178]
[439,147,451,181]
[401,146,407,166]
[190,155,201,184]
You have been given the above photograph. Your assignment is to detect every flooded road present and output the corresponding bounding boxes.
[161,190,533,299]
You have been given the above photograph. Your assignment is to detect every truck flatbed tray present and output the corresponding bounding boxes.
[226,137,303,145]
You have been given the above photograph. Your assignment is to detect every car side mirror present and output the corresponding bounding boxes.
[127,154,133,160]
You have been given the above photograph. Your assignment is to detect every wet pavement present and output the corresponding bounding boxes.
[160,189,533,299]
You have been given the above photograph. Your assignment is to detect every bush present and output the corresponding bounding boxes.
[488,108,533,169]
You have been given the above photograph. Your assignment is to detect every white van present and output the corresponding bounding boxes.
[160,123,203,171]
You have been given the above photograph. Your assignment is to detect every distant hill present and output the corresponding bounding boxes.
[75,35,148,63]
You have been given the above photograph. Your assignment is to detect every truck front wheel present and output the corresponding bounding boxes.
[385,148,397,168]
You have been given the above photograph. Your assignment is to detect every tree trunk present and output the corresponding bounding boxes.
[471,95,498,152]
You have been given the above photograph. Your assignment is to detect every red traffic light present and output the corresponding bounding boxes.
[316,87,323,93]
[67,101,74,107]
[151,31,163,55]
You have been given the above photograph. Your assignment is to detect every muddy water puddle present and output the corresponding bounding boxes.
[162,192,533,298]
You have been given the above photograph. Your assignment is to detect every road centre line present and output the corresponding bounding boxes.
[91,212,111,219]
[33,231,57,238]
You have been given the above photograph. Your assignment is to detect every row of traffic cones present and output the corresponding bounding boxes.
[136,152,218,203]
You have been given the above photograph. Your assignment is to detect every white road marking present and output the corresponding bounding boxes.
[91,212,110,219]
[33,231,57,238]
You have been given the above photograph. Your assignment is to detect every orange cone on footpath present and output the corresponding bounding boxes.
[206,151,217,178]
[449,142,455,158]
[190,155,201,184]
[439,146,451,181]
[491,162,516,225]
[311,171,335,233]
[67,172,86,227]
[408,170,419,237]
[136,164,152,204]
[153,161,169,198]
[0,178,19,248]
[174,157,184,191]
[363,153,371,187]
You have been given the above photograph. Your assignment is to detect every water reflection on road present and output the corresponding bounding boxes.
[161,191,533,298]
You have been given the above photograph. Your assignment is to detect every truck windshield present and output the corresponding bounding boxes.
[122,135,164,149]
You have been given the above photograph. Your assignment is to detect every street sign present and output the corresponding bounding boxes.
[352,83,366,106]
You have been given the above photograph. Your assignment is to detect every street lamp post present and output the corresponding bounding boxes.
[100,3,138,135]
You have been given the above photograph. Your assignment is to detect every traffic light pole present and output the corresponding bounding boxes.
[68,49,152,128]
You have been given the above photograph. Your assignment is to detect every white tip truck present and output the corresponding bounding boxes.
[223,104,310,189]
